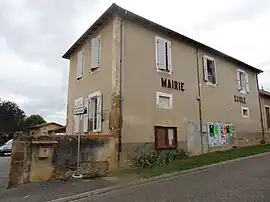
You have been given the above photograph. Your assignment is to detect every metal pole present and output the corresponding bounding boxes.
[77,115,81,170]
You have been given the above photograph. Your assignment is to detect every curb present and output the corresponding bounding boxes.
[49,151,270,202]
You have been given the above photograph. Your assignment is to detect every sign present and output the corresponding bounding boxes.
[161,78,185,91]
[73,107,87,115]
[234,95,246,104]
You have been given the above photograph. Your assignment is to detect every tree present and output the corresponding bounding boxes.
[0,99,26,135]
[23,114,47,130]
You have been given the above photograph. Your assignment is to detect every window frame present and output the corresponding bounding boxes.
[265,105,270,129]
[241,106,249,118]
[155,36,172,74]
[156,91,173,109]
[76,48,84,80]
[88,91,102,132]
[203,55,217,86]
[154,126,178,150]
[237,68,249,94]
[90,35,101,72]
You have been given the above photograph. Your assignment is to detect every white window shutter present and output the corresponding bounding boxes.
[96,94,102,132]
[203,57,208,81]
[76,49,84,78]
[236,70,241,90]
[167,41,172,72]
[83,98,89,132]
[91,37,101,69]
[156,37,166,70]
[245,73,249,93]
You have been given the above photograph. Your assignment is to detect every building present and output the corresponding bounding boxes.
[259,89,270,141]
[63,4,264,163]
[29,122,64,136]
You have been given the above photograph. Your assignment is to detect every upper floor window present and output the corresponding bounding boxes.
[237,69,249,93]
[76,49,84,79]
[203,55,217,85]
[155,36,172,74]
[91,36,101,72]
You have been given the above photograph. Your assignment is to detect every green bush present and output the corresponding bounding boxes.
[135,149,188,168]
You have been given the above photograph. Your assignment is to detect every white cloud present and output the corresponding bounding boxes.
[0,0,270,125]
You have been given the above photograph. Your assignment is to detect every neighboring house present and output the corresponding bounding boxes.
[29,122,64,136]
[63,4,263,162]
[259,89,270,141]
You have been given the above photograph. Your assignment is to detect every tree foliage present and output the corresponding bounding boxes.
[0,98,26,135]
[23,114,47,129]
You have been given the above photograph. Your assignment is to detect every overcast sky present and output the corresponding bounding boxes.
[0,0,269,124]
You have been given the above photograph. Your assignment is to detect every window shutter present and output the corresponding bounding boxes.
[88,98,93,131]
[156,37,166,70]
[83,98,89,132]
[167,41,172,72]
[203,57,208,81]
[236,70,241,90]
[76,49,84,78]
[91,37,101,69]
[245,73,249,93]
[96,94,102,132]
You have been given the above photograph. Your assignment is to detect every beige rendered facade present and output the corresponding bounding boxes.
[63,4,263,162]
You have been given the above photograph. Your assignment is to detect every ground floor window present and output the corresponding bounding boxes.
[154,126,177,149]
[88,91,102,132]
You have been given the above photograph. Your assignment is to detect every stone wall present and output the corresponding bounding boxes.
[7,132,117,188]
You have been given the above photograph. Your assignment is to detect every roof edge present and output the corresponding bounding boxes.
[62,3,263,73]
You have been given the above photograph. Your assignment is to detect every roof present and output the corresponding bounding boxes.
[259,89,270,98]
[29,122,64,129]
[62,3,263,73]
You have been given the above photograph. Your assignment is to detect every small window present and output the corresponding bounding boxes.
[241,107,249,118]
[237,69,249,93]
[156,92,172,109]
[265,106,270,129]
[155,36,172,73]
[76,49,84,79]
[91,36,101,71]
[203,55,217,85]
[155,126,177,149]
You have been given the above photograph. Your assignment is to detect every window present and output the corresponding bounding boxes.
[237,69,249,93]
[155,126,177,149]
[265,106,270,129]
[76,49,84,79]
[203,55,217,85]
[91,36,101,71]
[156,92,172,109]
[155,36,172,73]
[87,91,102,132]
[241,107,249,118]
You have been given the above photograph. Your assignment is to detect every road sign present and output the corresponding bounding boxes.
[73,107,87,115]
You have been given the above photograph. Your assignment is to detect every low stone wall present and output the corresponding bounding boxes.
[8,132,117,188]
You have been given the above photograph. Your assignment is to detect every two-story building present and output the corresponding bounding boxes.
[63,4,263,164]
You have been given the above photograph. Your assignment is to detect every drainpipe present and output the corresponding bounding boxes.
[256,73,265,143]
[195,47,204,154]
[118,10,128,168]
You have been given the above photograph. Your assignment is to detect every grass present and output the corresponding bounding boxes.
[117,144,270,179]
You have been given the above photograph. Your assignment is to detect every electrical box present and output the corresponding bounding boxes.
[38,146,50,158]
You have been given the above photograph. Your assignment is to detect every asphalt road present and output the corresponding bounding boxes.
[0,157,9,189]
[89,153,270,202]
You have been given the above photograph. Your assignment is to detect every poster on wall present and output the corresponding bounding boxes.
[208,123,233,147]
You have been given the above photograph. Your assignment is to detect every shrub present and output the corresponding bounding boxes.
[134,149,188,168]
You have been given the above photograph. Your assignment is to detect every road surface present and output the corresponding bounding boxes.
[0,157,9,189]
[89,153,270,202]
